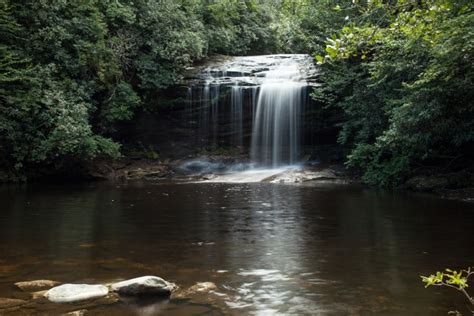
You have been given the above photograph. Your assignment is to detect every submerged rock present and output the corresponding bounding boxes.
[119,296,171,314]
[405,175,449,191]
[15,279,60,291]
[188,282,217,293]
[62,309,88,316]
[31,290,48,300]
[0,297,26,309]
[111,276,177,297]
[439,187,474,202]
[173,281,229,304]
[46,284,109,303]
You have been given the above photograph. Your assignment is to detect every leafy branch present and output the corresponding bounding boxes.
[421,267,474,314]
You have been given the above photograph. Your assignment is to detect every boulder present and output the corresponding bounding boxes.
[15,279,60,291]
[111,276,176,297]
[46,284,109,303]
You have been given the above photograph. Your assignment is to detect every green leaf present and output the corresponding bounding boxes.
[325,46,338,58]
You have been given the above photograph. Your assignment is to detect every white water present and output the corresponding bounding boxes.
[204,167,293,183]
[187,54,315,168]
[250,83,305,167]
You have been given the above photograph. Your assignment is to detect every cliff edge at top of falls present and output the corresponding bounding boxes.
[182,54,321,87]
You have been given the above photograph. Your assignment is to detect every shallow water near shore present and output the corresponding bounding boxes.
[0,181,473,315]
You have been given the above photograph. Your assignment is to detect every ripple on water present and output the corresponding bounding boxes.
[237,269,280,276]
[222,269,326,315]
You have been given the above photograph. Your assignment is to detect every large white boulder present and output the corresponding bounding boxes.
[111,276,176,296]
[46,284,109,303]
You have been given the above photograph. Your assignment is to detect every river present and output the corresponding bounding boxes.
[1,181,473,315]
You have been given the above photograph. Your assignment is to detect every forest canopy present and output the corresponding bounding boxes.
[314,0,474,186]
[0,0,473,186]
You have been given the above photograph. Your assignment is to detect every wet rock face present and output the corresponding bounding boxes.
[111,276,177,297]
[115,54,334,164]
[46,284,109,303]
[178,159,226,174]
[188,54,318,86]
[85,159,172,181]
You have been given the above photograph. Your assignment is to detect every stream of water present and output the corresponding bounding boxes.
[1,182,473,315]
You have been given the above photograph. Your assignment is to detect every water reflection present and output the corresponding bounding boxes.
[0,182,473,315]
[219,184,312,314]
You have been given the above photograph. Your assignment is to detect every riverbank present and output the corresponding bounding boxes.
[83,157,474,202]
[1,154,473,203]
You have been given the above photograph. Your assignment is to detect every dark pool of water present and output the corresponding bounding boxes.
[0,181,473,315]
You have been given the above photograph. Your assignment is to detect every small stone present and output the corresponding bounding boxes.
[188,282,217,293]
[0,297,26,309]
[31,290,48,300]
[173,282,226,301]
[62,309,87,316]
[46,284,109,303]
[111,276,176,297]
[15,280,60,291]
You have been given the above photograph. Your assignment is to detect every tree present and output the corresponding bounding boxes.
[314,0,474,186]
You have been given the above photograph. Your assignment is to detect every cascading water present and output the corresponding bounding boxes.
[250,59,307,167]
[186,54,315,168]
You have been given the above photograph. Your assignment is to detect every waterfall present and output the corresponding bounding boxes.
[250,82,304,167]
[186,54,315,168]
[231,85,243,148]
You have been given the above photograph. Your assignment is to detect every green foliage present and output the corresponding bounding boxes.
[421,267,474,314]
[347,144,410,187]
[2,0,472,185]
[274,0,357,54]
[314,0,474,186]
[0,0,284,179]
[1,0,126,176]
[133,0,206,91]
[421,268,471,290]
[203,0,279,54]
